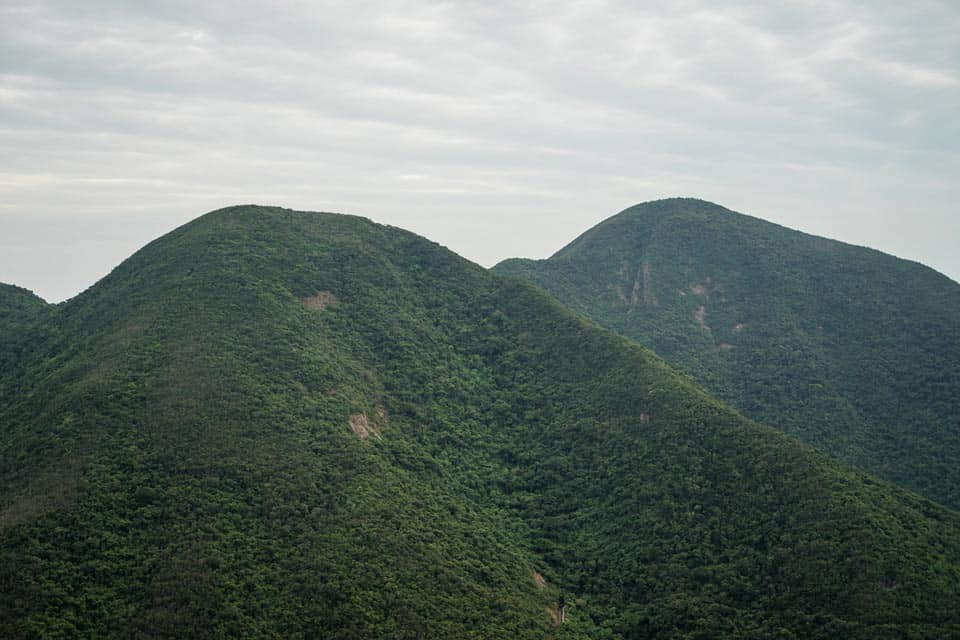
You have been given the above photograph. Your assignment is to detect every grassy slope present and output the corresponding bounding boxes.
[1,206,959,638]
[495,198,960,509]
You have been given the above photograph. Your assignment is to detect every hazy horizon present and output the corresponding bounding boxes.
[2,1,958,302]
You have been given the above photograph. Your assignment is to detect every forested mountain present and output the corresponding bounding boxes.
[495,198,960,509]
[2,205,960,638]
[0,283,50,345]
[0,284,54,399]
[0,283,48,323]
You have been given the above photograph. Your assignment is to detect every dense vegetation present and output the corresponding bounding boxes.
[0,284,51,363]
[495,198,960,509]
[2,205,960,638]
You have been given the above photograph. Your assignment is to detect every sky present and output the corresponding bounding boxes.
[1,0,958,302]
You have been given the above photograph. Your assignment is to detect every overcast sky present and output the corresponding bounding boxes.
[2,0,958,302]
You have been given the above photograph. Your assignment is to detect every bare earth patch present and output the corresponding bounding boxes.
[305,291,339,311]
[641,261,658,306]
[690,278,714,296]
[625,261,658,312]
[546,606,560,625]
[694,305,710,331]
[533,571,548,590]
[349,404,388,439]
[348,413,377,439]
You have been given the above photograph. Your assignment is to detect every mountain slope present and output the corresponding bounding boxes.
[495,198,960,509]
[0,284,54,405]
[0,283,49,327]
[2,205,960,638]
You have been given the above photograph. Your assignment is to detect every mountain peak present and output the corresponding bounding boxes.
[3,205,960,637]
[495,200,960,509]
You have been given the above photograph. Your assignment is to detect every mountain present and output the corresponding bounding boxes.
[0,284,54,400]
[2,205,960,638]
[0,283,51,349]
[495,198,960,510]
[0,283,48,326]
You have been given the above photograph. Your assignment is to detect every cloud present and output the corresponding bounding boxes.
[1,0,959,301]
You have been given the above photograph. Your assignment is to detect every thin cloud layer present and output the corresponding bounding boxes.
[2,0,958,301]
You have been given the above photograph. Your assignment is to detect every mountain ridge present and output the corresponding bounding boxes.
[494,198,960,509]
[2,204,960,638]
[548,198,952,279]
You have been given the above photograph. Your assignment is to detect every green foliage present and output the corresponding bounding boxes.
[0,283,53,392]
[495,197,960,510]
[2,205,960,638]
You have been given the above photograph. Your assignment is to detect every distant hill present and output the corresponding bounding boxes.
[495,198,960,509]
[0,283,53,396]
[0,283,49,341]
[2,205,959,638]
